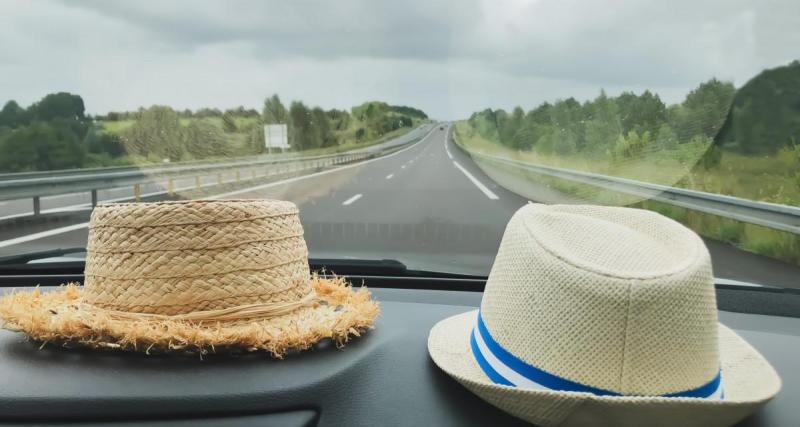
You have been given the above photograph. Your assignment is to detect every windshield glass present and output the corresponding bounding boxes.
[0,0,798,289]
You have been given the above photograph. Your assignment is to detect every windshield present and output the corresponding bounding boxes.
[0,1,798,290]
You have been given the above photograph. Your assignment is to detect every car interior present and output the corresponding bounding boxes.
[1,1,799,426]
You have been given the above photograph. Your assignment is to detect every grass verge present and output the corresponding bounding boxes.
[454,121,800,267]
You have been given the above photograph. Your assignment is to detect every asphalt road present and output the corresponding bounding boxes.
[0,124,798,288]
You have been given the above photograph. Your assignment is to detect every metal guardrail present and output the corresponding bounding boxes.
[467,150,800,234]
[0,126,430,214]
[0,123,432,183]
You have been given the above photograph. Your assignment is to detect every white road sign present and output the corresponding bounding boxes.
[264,124,289,151]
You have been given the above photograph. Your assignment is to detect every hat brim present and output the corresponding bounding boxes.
[0,276,379,357]
[428,310,781,427]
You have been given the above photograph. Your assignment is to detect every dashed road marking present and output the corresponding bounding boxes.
[0,222,91,249]
[342,194,363,206]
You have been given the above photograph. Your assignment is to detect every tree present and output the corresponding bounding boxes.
[247,124,266,155]
[0,100,28,128]
[311,107,335,148]
[655,124,679,150]
[0,121,84,172]
[717,61,800,153]
[195,108,222,118]
[263,94,288,124]
[389,105,428,119]
[553,132,576,155]
[499,107,525,147]
[29,92,86,122]
[183,120,229,158]
[327,109,351,130]
[355,128,366,141]
[548,98,581,155]
[84,126,125,157]
[666,104,692,143]
[584,91,622,154]
[221,112,237,132]
[468,109,500,141]
[122,106,184,160]
[681,78,735,139]
[616,90,666,135]
[288,101,313,150]
[0,129,37,172]
[534,129,555,155]
[613,130,653,160]
[511,124,536,150]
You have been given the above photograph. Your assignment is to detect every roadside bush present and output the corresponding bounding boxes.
[122,106,184,161]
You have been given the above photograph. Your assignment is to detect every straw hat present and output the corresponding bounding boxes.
[0,199,379,356]
[428,204,780,427]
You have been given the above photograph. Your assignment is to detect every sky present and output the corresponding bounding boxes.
[1,0,798,120]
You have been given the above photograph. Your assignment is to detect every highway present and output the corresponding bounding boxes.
[0,124,798,288]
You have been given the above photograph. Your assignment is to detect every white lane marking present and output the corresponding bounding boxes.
[401,165,406,169]
[0,222,90,249]
[210,125,435,199]
[385,174,394,180]
[452,161,499,200]
[444,129,454,159]
[342,194,363,206]
[0,205,93,222]
[0,125,438,249]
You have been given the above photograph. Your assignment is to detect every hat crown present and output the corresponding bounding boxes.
[480,204,719,396]
[83,199,312,315]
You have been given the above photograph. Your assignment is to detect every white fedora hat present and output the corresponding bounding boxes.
[428,204,780,427]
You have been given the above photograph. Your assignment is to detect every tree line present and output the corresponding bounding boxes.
[467,79,735,168]
[262,95,424,150]
[716,60,800,154]
[468,60,800,165]
[104,95,425,159]
[0,93,427,172]
[0,92,125,172]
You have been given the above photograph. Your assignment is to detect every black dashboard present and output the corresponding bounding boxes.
[0,279,798,427]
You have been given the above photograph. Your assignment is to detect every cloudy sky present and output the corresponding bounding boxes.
[1,0,798,119]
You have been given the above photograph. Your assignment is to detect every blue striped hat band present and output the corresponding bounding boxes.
[470,311,723,399]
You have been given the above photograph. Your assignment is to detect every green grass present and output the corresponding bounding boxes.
[99,120,135,134]
[454,121,800,267]
[638,199,800,266]
[91,117,422,167]
[454,122,800,206]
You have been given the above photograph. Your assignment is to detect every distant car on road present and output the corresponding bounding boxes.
[439,126,444,130]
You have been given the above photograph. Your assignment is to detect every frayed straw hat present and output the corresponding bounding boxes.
[428,204,780,427]
[0,199,379,356]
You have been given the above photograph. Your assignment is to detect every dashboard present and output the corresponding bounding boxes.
[0,279,798,426]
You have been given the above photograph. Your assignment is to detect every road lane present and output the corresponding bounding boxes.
[207,124,529,274]
[0,123,798,288]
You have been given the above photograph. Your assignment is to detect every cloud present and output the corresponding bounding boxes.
[0,0,797,119]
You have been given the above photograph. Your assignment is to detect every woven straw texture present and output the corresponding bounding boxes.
[84,200,311,315]
[0,199,380,356]
[1,276,378,356]
[428,204,780,427]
